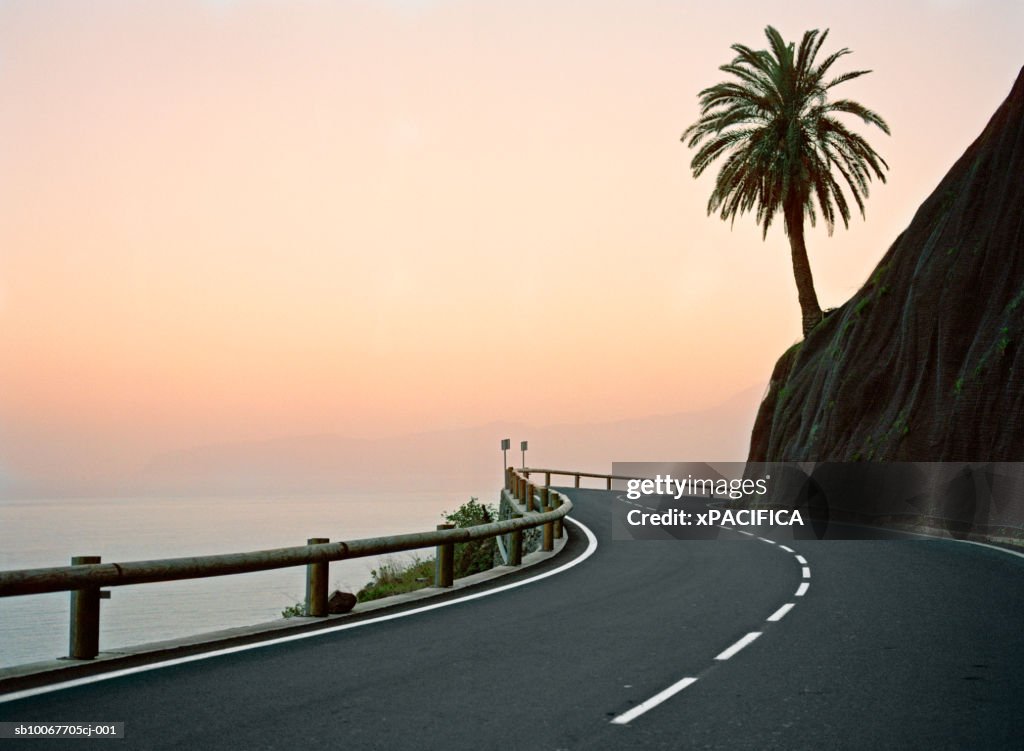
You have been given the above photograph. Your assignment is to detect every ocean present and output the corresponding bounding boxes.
[0,489,489,668]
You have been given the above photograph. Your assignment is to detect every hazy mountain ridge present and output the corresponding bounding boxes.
[120,384,765,497]
[1,387,764,502]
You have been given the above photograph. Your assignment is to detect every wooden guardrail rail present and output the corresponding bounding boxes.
[519,467,644,491]
[0,473,571,661]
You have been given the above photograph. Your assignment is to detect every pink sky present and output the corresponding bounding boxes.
[1,1,1021,491]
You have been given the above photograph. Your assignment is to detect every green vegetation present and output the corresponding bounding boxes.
[443,497,499,577]
[998,326,1010,354]
[869,261,890,288]
[356,497,499,603]
[682,25,890,336]
[1008,287,1024,313]
[356,554,436,602]
[960,319,1015,395]
[892,412,911,438]
[279,497,502,613]
[778,383,794,404]
[850,408,913,463]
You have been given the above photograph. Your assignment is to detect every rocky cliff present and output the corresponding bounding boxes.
[750,68,1024,463]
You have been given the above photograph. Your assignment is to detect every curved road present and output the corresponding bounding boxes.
[1,488,1022,749]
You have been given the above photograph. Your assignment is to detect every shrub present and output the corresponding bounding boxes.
[443,497,498,578]
[355,497,500,603]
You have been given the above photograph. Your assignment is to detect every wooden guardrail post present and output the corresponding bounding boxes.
[544,471,551,487]
[526,482,535,512]
[305,538,329,617]
[505,467,512,491]
[606,476,612,490]
[574,474,581,488]
[510,513,523,566]
[435,523,455,587]
[540,486,549,511]
[69,555,105,659]
[542,506,554,551]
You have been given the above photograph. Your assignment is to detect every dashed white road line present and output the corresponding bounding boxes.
[766,603,795,622]
[715,631,762,660]
[613,523,812,725]
[609,676,699,725]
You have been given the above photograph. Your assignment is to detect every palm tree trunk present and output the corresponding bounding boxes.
[784,205,823,336]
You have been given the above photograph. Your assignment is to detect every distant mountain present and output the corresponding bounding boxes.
[127,384,764,497]
[750,67,1024,463]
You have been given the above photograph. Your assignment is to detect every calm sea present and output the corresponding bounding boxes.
[0,490,489,668]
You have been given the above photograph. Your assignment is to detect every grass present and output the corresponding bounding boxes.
[281,497,501,614]
[355,498,499,603]
[282,554,437,616]
[356,554,436,602]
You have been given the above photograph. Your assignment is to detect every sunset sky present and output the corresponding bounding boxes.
[1,1,1021,494]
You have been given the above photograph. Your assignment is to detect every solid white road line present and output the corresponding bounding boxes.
[766,603,795,622]
[609,677,699,725]
[0,517,600,705]
[954,539,1024,560]
[874,523,1024,560]
[795,582,810,597]
[715,632,762,661]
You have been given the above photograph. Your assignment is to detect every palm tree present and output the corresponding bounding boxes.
[682,26,890,336]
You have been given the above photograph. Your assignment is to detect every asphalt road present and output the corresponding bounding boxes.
[2,488,1022,750]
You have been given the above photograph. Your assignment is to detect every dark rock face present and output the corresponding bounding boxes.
[750,68,1024,463]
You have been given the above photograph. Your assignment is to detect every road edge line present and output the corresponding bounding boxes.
[0,517,599,705]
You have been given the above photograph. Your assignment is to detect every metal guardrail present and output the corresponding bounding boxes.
[0,468,574,661]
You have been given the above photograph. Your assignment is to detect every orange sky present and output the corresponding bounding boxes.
[1,1,1022,491]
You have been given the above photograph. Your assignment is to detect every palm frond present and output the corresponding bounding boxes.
[824,69,871,90]
[681,25,890,241]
